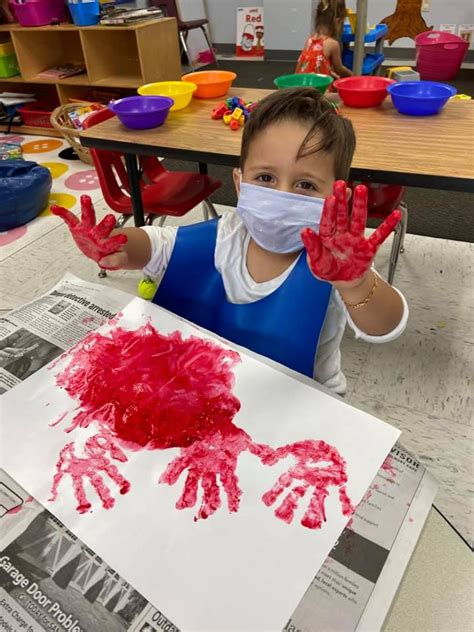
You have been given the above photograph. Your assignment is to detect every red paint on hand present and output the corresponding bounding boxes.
[301,181,402,283]
[51,195,127,268]
[51,324,352,527]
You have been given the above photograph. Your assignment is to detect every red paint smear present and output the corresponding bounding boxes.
[82,316,95,325]
[381,455,397,479]
[51,324,352,528]
[7,505,23,514]
[50,411,69,428]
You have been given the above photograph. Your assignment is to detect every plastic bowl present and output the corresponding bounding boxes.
[108,96,174,130]
[138,81,197,111]
[181,70,237,99]
[334,76,395,107]
[387,81,457,116]
[274,73,334,94]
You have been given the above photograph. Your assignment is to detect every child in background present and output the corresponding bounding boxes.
[296,0,353,79]
[52,88,407,395]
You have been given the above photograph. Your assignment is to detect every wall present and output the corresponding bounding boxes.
[206,0,474,50]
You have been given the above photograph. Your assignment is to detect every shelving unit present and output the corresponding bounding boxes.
[342,22,388,75]
[0,18,181,137]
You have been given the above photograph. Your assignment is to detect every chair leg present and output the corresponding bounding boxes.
[200,25,218,67]
[399,201,408,254]
[180,30,195,71]
[387,203,408,285]
[146,214,167,227]
[202,199,219,220]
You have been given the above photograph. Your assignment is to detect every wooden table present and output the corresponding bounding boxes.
[80,88,474,225]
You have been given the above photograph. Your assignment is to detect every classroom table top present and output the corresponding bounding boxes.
[81,88,474,192]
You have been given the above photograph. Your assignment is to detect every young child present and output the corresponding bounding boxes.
[52,88,407,395]
[296,0,352,79]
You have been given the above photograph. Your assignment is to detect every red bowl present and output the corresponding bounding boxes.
[334,76,395,108]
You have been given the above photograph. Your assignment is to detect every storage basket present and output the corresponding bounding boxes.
[18,102,55,128]
[50,103,94,165]
[10,0,68,26]
[415,31,469,81]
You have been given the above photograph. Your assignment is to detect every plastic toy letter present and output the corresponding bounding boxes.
[1,299,400,631]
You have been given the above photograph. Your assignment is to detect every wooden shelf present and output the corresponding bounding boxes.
[0,18,181,119]
[29,74,90,85]
[0,123,61,137]
[91,75,143,89]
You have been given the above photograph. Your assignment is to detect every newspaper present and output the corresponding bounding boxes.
[0,275,438,632]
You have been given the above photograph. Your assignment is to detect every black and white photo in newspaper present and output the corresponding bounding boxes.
[0,470,179,632]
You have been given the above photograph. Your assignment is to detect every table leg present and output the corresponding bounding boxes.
[124,153,145,227]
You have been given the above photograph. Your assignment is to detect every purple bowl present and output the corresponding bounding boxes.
[108,96,174,130]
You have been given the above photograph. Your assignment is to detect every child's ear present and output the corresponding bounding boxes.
[232,168,241,195]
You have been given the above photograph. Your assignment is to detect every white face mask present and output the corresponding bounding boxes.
[236,182,324,254]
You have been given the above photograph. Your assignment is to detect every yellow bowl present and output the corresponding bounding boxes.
[138,81,197,111]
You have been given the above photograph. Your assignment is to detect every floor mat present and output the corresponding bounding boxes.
[0,135,102,261]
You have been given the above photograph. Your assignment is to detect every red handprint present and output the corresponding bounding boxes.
[301,181,401,283]
[51,195,127,268]
[49,433,130,513]
[262,440,354,529]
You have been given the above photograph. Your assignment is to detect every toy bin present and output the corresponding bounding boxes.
[0,53,19,78]
[18,102,56,128]
[10,0,68,26]
[415,31,468,81]
[68,1,100,27]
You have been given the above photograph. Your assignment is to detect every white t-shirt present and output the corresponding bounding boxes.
[142,213,408,394]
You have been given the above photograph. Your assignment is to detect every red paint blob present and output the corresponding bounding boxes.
[51,324,353,527]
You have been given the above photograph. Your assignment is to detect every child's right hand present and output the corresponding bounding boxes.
[51,195,128,269]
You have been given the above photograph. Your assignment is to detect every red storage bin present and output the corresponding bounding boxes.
[10,0,68,26]
[415,31,468,81]
[18,102,55,128]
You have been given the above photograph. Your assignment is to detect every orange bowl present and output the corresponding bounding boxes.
[181,70,237,99]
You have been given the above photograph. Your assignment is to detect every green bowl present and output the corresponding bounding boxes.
[274,73,334,94]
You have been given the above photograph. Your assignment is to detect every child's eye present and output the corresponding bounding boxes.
[255,174,275,184]
[296,181,317,192]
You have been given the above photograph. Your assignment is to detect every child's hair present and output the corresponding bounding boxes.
[315,0,346,37]
[240,88,356,181]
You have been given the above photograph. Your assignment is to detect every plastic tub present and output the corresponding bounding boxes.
[387,81,457,116]
[138,81,197,110]
[108,96,174,130]
[0,53,19,78]
[274,73,333,94]
[333,76,394,107]
[10,0,68,26]
[415,31,468,81]
[0,41,14,56]
[68,1,100,26]
[18,102,56,127]
[181,70,237,99]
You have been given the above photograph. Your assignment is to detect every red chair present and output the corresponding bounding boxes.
[152,0,218,70]
[350,182,408,284]
[83,108,221,230]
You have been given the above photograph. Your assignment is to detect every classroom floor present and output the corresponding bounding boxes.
[0,134,472,549]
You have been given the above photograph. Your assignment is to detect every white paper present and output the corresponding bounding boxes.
[0,299,400,631]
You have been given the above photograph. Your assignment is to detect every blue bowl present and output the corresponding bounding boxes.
[108,96,174,130]
[387,81,457,116]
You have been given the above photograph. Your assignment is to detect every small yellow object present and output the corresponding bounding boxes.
[223,113,232,125]
[387,66,412,79]
[239,115,245,126]
[232,107,243,120]
[451,94,472,101]
[137,278,158,301]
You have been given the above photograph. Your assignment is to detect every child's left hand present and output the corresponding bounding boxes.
[301,181,401,287]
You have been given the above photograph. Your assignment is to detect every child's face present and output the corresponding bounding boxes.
[234,120,337,199]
